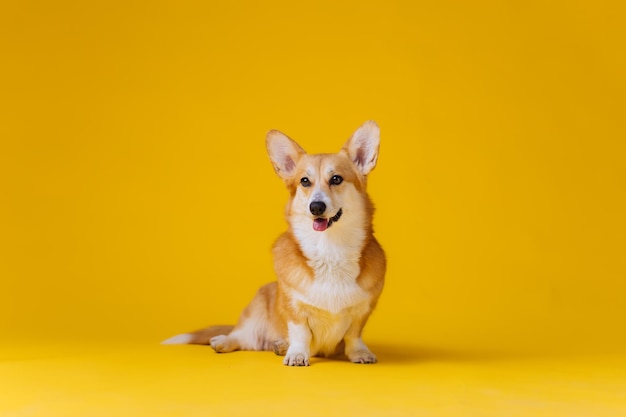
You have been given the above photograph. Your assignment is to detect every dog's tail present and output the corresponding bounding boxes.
[161,325,235,345]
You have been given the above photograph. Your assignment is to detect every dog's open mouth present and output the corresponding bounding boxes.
[312,208,343,232]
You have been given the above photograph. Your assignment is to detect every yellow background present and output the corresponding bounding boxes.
[1,1,625,415]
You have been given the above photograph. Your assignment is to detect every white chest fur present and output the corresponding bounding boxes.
[290,225,370,314]
[295,260,369,314]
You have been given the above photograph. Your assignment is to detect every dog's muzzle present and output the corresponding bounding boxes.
[312,208,343,232]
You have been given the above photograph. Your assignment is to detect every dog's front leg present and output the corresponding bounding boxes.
[284,321,311,366]
[343,318,377,364]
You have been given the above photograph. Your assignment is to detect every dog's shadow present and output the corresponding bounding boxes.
[357,344,521,365]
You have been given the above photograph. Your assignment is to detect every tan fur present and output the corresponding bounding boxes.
[168,121,386,366]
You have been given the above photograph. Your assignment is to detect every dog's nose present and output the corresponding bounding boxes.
[309,201,326,216]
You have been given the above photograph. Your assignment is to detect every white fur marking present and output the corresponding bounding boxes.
[290,263,369,314]
[288,322,312,350]
[285,322,312,366]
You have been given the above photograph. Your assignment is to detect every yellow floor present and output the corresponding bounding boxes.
[2,1,625,416]
[2,338,625,416]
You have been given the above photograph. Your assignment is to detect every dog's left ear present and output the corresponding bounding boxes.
[344,120,380,176]
[266,130,306,180]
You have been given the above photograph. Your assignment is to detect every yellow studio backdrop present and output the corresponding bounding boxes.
[1,1,626,416]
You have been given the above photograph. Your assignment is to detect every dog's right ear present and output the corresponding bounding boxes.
[343,120,380,176]
[266,130,306,180]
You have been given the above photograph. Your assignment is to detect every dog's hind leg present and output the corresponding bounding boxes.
[210,334,241,353]
[343,317,377,364]
[210,313,274,353]
[208,312,259,353]
[210,282,283,353]
[272,339,289,356]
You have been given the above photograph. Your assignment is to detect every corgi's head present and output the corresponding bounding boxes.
[266,121,380,237]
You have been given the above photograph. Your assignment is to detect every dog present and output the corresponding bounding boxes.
[163,121,386,366]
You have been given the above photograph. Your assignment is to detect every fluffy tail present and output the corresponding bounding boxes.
[161,325,235,345]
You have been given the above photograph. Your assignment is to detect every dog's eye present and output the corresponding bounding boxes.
[330,175,343,186]
[300,177,311,187]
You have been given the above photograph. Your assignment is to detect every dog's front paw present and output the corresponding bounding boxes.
[283,351,310,366]
[348,349,377,364]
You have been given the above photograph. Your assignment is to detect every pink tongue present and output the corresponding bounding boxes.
[313,218,329,231]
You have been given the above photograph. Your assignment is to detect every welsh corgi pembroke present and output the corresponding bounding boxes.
[163,121,386,366]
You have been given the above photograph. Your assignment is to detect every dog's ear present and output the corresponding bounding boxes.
[266,130,306,179]
[344,120,380,175]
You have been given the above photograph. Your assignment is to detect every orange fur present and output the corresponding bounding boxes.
[165,121,386,366]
